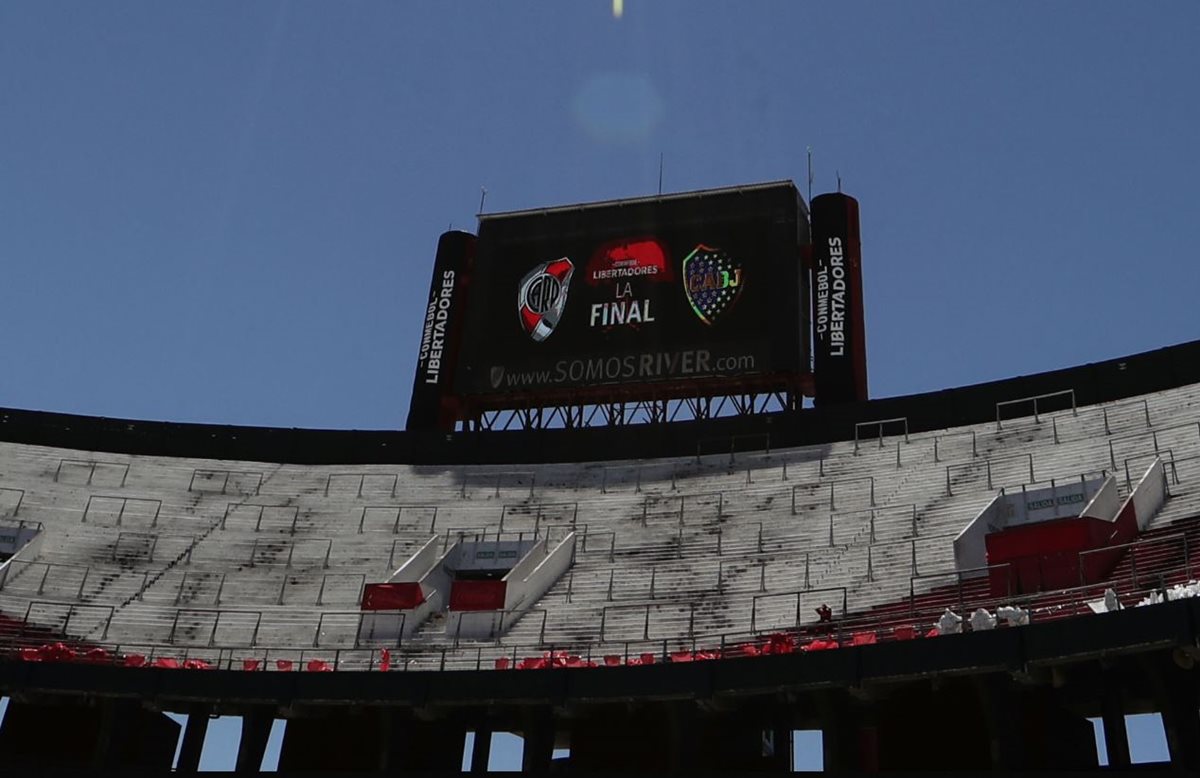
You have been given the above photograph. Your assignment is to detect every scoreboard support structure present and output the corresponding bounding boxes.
[460,374,809,432]
[407,180,862,433]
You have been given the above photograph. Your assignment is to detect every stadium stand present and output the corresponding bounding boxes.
[4,341,1200,771]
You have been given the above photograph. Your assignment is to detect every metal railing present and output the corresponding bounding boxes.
[1107,421,1200,469]
[995,389,1076,429]
[854,417,909,453]
[946,452,1035,494]
[750,586,848,634]
[791,476,875,514]
[933,429,977,462]
[459,470,537,499]
[54,458,129,487]
[1102,398,1152,435]
[695,433,771,464]
[324,472,399,499]
[500,501,579,532]
[221,502,300,533]
[83,495,162,527]
[247,537,332,569]
[189,468,263,496]
[0,487,27,517]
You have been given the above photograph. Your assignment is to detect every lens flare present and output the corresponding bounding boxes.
[612,0,623,19]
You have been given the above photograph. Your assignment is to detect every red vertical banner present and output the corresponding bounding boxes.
[406,231,476,431]
[810,193,868,405]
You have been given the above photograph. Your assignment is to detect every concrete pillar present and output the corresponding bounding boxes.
[818,693,876,773]
[376,709,393,771]
[1160,684,1200,770]
[235,709,275,773]
[522,711,555,772]
[1142,656,1200,770]
[470,727,492,773]
[176,706,211,772]
[1100,683,1131,768]
[89,698,118,768]
[0,699,179,769]
[976,674,1023,770]
[394,718,466,772]
[666,703,697,771]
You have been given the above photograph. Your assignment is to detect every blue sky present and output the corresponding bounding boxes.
[3,2,1198,429]
[1,0,1197,768]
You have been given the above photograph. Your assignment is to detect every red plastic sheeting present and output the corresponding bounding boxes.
[804,639,840,651]
[448,579,507,611]
[183,658,212,670]
[80,647,110,664]
[26,642,77,662]
[603,655,622,667]
[360,582,426,611]
[275,660,295,672]
[379,649,392,672]
[306,659,333,672]
[152,657,180,669]
[893,625,917,641]
[243,658,262,671]
[514,650,597,669]
[668,650,721,663]
[124,654,148,667]
[762,633,797,655]
[494,656,511,670]
[851,631,877,646]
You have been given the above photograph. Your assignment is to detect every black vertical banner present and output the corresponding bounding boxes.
[405,231,475,431]
[811,193,868,405]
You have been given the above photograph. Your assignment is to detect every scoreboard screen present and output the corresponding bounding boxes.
[454,182,809,399]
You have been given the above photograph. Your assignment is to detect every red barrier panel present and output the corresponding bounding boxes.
[360,582,425,611]
[987,516,1120,593]
[448,580,506,611]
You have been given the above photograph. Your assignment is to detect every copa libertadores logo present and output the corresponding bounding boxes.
[517,257,574,342]
[682,244,743,325]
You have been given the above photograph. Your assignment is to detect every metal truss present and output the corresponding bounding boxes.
[460,387,801,432]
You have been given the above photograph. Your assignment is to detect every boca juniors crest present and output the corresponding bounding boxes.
[517,257,574,342]
[683,244,743,325]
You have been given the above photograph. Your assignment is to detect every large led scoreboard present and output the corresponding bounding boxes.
[407,181,866,431]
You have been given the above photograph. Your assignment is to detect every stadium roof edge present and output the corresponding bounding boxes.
[1,337,1198,466]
